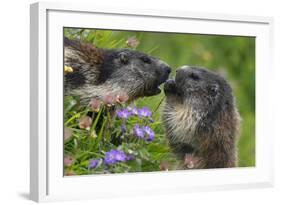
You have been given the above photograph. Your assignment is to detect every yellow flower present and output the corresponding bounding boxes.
[64,65,73,73]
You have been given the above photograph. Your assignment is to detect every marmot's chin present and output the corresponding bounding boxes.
[145,86,162,96]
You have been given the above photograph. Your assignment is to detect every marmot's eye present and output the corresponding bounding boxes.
[189,73,200,80]
[118,52,129,64]
[141,56,152,64]
[208,84,219,96]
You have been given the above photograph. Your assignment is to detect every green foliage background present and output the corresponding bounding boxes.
[65,28,255,168]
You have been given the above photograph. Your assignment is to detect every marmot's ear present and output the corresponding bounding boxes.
[208,84,219,97]
[118,52,129,64]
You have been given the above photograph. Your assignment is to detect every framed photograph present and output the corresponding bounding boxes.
[30,2,274,202]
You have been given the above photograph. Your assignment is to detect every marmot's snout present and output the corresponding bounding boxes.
[144,61,171,96]
[158,65,171,84]
[164,66,194,96]
[164,79,177,95]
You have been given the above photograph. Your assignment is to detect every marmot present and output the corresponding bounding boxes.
[162,65,240,169]
[64,37,171,105]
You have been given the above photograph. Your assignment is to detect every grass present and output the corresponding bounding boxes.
[63,28,255,175]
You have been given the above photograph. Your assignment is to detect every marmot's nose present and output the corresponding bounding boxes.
[164,66,171,74]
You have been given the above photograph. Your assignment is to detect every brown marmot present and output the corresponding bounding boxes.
[162,65,240,169]
[64,37,171,105]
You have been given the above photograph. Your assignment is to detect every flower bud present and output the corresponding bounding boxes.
[89,98,102,112]
[79,116,92,130]
[126,37,139,48]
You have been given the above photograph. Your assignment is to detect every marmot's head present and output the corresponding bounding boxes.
[163,65,239,145]
[99,49,171,99]
[164,65,233,112]
[64,37,171,104]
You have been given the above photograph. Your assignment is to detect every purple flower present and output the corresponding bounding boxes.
[121,124,127,133]
[134,124,144,138]
[129,107,139,115]
[104,151,116,165]
[143,126,155,142]
[104,149,127,165]
[88,159,101,169]
[138,107,152,117]
[126,154,135,161]
[114,151,127,162]
[117,108,131,119]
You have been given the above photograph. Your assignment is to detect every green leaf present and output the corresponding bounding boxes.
[64,96,77,114]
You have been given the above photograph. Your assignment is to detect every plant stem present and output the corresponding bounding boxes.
[64,109,89,126]
[153,96,165,114]
[64,113,80,126]
[90,107,104,134]
[96,116,107,150]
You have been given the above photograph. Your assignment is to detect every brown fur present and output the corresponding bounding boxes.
[64,37,171,106]
[162,66,240,169]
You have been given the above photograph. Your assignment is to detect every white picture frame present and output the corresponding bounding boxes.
[30,2,274,202]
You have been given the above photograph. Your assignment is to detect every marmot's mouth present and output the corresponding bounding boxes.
[144,72,170,96]
[145,82,164,96]
[145,86,162,96]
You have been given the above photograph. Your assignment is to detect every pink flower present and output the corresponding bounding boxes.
[89,98,102,112]
[64,127,72,140]
[79,116,92,130]
[160,161,169,171]
[64,155,74,167]
[116,93,129,104]
[102,95,116,106]
[126,37,139,48]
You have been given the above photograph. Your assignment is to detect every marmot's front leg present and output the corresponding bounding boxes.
[169,142,205,169]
